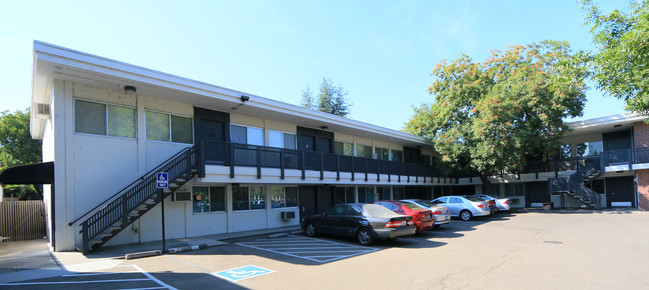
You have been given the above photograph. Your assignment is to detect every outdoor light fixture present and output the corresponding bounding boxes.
[320,126,328,130]
[232,96,250,110]
[124,85,136,93]
[614,124,622,128]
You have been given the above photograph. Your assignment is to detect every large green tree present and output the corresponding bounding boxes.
[405,41,589,192]
[301,77,351,117]
[582,0,649,117]
[0,108,42,199]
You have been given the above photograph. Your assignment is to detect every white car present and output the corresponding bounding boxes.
[473,194,512,211]
[430,196,491,221]
[401,199,451,228]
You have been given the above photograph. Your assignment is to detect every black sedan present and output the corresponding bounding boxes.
[301,203,416,246]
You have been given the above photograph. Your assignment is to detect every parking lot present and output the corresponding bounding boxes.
[2,209,649,289]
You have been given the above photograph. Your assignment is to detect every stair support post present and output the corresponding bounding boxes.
[122,194,129,227]
[81,220,89,255]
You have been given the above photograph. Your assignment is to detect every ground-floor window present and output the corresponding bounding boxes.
[393,187,406,200]
[505,183,525,197]
[192,186,225,213]
[377,187,391,200]
[357,187,374,203]
[233,186,265,211]
[334,187,355,204]
[269,186,298,208]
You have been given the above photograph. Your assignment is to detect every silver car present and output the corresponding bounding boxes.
[473,194,512,211]
[430,196,491,221]
[401,199,451,228]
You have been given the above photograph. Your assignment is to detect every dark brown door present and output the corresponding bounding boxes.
[298,186,317,220]
[525,181,549,206]
[606,176,635,207]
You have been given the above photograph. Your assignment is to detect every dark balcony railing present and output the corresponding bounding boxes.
[198,140,438,181]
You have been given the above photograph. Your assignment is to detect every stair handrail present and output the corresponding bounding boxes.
[69,145,195,226]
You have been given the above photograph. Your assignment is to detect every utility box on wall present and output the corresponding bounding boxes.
[173,191,191,202]
[281,211,295,220]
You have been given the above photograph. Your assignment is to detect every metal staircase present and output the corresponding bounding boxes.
[71,146,198,254]
[548,157,602,210]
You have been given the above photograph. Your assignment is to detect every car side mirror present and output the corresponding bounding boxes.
[322,212,327,217]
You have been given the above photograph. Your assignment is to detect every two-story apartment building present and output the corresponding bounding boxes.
[29,41,440,253]
[18,41,649,254]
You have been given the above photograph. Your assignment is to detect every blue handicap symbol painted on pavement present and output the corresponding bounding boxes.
[213,265,274,282]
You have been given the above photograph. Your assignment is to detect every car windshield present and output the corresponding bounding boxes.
[417,200,438,207]
[362,204,399,217]
[465,196,484,202]
[399,201,426,210]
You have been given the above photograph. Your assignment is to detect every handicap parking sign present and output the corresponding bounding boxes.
[213,265,274,282]
[156,172,168,188]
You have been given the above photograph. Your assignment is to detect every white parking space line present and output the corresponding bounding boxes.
[0,264,176,289]
[236,235,377,263]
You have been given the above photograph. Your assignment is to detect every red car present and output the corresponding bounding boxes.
[373,200,434,232]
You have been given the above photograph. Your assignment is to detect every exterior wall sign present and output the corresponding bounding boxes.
[156,172,168,189]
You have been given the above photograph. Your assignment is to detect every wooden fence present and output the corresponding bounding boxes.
[0,201,46,241]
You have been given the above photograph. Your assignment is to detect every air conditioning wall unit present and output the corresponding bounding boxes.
[281,211,296,220]
[173,191,191,202]
[34,103,50,119]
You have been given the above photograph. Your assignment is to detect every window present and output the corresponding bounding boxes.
[392,187,406,200]
[232,186,265,211]
[231,124,263,146]
[269,130,296,149]
[192,186,225,213]
[334,141,354,156]
[375,147,389,160]
[146,110,193,143]
[356,144,372,158]
[269,186,298,208]
[576,141,602,157]
[75,99,136,138]
[449,197,463,203]
[560,144,572,158]
[377,187,391,200]
[505,183,525,197]
[391,150,403,162]
[334,187,355,204]
[365,187,374,203]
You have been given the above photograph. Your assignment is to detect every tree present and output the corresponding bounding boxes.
[301,77,351,117]
[582,0,649,117]
[405,41,589,192]
[0,108,42,199]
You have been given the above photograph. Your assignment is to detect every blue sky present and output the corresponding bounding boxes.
[0,0,630,130]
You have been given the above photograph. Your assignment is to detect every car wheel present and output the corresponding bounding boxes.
[305,223,317,237]
[460,210,473,221]
[356,227,374,246]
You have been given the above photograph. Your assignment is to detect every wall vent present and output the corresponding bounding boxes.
[35,103,50,117]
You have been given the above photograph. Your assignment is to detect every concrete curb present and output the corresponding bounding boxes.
[167,244,208,254]
[124,250,161,260]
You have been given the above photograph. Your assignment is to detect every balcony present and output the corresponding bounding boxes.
[196,140,439,183]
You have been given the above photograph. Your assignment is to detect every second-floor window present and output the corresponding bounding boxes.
[391,150,404,162]
[269,130,296,149]
[356,144,372,158]
[74,99,136,138]
[334,141,354,156]
[145,110,193,144]
[231,124,263,146]
[375,147,389,160]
